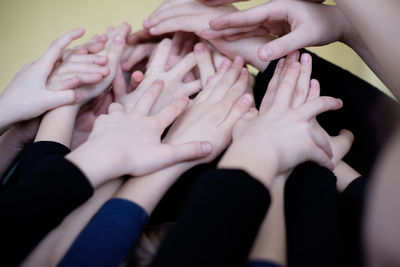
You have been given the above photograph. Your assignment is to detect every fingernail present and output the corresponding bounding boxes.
[113,35,124,45]
[99,67,109,75]
[221,59,232,70]
[242,94,253,106]
[195,43,206,52]
[260,48,272,60]
[278,58,285,68]
[241,68,248,75]
[149,27,157,34]
[301,53,310,64]
[201,142,212,154]
[75,91,83,103]
[337,99,343,106]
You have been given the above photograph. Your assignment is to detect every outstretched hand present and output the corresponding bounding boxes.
[66,80,212,188]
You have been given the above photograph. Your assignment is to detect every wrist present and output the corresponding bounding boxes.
[218,142,279,188]
[65,142,118,188]
[0,96,16,135]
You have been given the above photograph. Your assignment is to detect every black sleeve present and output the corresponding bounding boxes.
[0,155,94,266]
[285,162,344,267]
[254,51,400,177]
[149,169,271,267]
[1,141,71,188]
[339,176,368,267]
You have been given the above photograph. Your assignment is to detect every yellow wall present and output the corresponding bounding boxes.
[0,0,389,95]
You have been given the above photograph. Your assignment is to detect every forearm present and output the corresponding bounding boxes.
[35,105,80,148]
[249,176,287,266]
[115,162,195,214]
[335,0,400,98]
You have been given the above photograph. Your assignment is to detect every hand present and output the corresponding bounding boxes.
[219,51,344,187]
[144,0,273,71]
[206,0,350,61]
[164,44,253,165]
[119,38,200,114]
[66,80,212,188]
[0,29,85,134]
[62,33,108,61]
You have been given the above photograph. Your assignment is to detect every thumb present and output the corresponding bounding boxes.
[159,141,212,167]
[258,27,309,61]
[329,129,354,166]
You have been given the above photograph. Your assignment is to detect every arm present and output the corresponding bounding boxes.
[334,0,400,98]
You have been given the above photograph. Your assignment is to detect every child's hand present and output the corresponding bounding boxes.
[206,0,350,61]
[119,38,200,114]
[66,80,212,188]
[0,29,85,133]
[219,51,344,187]
[163,44,253,165]
[144,0,273,71]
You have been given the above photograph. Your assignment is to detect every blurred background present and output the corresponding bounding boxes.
[0,0,390,95]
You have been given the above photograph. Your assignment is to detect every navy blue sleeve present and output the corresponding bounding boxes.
[59,198,149,267]
[247,260,282,267]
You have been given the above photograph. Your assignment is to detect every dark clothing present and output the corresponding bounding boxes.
[59,198,149,267]
[149,169,271,267]
[0,141,93,266]
[248,261,282,267]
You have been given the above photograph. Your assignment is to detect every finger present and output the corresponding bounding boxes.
[134,79,164,114]
[129,71,145,92]
[224,27,270,41]
[194,42,216,87]
[49,72,103,87]
[127,29,153,45]
[155,97,189,129]
[291,53,312,108]
[67,54,108,65]
[170,31,185,56]
[39,28,85,75]
[299,97,343,120]
[222,93,253,128]
[183,80,202,96]
[280,50,300,82]
[121,44,154,71]
[108,102,124,114]
[48,76,80,90]
[210,56,244,101]
[240,107,259,121]
[158,141,212,168]
[259,58,285,114]
[198,58,232,100]
[307,79,320,101]
[53,62,110,76]
[308,144,335,171]
[201,25,260,40]
[148,16,199,36]
[169,52,197,80]
[310,125,333,159]
[146,3,195,29]
[148,38,173,73]
[258,27,310,61]
[220,68,250,110]
[273,61,301,108]
[112,65,128,101]
[329,129,354,166]
[86,42,106,54]
[210,5,268,30]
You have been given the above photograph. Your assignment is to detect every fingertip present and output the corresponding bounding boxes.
[194,42,207,53]
[200,141,212,155]
[131,71,144,82]
[241,93,254,107]
[258,46,273,61]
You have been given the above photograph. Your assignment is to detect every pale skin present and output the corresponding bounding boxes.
[35,23,131,148]
[0,29,88,135]
[206,0,396,98]
[143,0,273,71]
